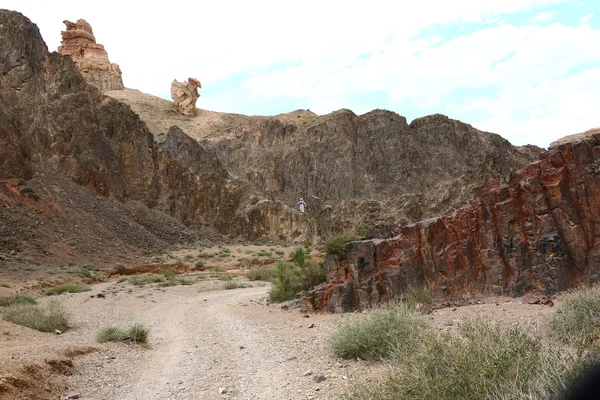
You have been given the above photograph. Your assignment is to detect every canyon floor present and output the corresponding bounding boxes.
[0,244,558,400]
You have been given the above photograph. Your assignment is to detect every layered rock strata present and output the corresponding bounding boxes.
[171,78,201,116]
[305,136,600,312]
[58,19,124,92]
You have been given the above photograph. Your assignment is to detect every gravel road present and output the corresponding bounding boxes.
[62,281,368,400]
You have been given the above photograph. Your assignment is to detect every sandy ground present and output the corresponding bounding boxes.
[0,253,559,400]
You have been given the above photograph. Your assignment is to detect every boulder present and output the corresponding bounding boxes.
[171,78,201,117]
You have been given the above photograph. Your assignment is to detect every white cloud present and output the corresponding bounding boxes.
[529,11,556,22]
[579,13,594,24]
[2,0,596,147]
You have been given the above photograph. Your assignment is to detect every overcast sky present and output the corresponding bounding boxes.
[4,0,600,148]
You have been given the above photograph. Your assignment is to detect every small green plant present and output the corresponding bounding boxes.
[97,323,149,344]
[127,275,165,286]
[2,299,70,332]
[211,266,226,273]
[251,195,260,205]
[269,262,301,302]
[325,234,359,256]
[194,260,205,269]
[0,283,11,288]
[196,240,213,248]
[223,282,248,290]
[184,254,194,261]
[114,264,126,270]
[218,275,234,281]
[246,265,276,281]
[0,293,37,307]
[331,301,429,361]
[46,283,91,296]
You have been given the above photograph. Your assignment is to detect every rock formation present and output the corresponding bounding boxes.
[105,91,542,240]
[57,19,124,92]
[0,11,543,267]
[304,135,600,312]
[171,78,201,116]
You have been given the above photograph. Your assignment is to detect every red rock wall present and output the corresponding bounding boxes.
[305,136,600,312]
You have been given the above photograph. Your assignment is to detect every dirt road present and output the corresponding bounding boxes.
[1,275,557,400]
[61,281,363,400]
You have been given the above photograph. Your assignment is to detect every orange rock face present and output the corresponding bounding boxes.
[305,135,600,312]
[58,19,124,92]
[170,78,201,117]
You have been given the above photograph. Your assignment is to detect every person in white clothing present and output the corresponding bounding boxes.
[296,198,307,213]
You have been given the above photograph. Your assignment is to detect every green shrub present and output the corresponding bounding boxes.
[269,262,302,302]
[548,287,600,351]
[338,312,582,400]
[97,323,149,344]
[223,282,248,290]
[331,301,429,361]
[46,283,91,296]
[114,264,126,270]
[2,300,70,332]
[269,259,327,302]
[218,275,234,281]
[251,195,260,205]
[194,260,205,268]
[325,234,359,256]
[246,265,276,281]
[290,247,306,267]
[0,293,37,307]
[399,283,432,309]
[127,275,165,286]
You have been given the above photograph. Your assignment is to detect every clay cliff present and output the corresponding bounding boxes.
[57,19,124,92]
[305,135,600,312]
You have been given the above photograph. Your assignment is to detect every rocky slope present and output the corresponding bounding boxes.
[304,134,600,312]
[0,10,540,268]
[106,89,540,239]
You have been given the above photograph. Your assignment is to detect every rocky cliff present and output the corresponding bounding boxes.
[106,89,541,240]
[57,19,124,92]
[305,135,600,312]
[0,10,541,268]
[0,10,315,265]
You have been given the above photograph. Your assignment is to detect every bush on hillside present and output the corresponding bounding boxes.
[2,299,70,332]
[325,234,359,256]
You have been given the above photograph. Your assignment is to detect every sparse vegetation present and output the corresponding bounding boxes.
[251,195,260,205]
[2,299,70,333]
[325,234,359,256]
[46,283,91,296]
[0,283,11,288]
[246,265,276,281]
[269,252,326,302]
[219,275,234,281]
[332,289,595,400]
[548,287,600,351]
[114,263,126,270]
[331,301,428,361]
[223,282,248,290]
[194,260,205,268]
[211,266,226,273]
[127,275,165,286]
[97,323,149,344]
[0,293,37,307]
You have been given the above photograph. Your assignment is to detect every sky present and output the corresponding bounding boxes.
[3,1,600,148]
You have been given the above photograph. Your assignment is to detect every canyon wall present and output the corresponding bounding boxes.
[305,136,600,312]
